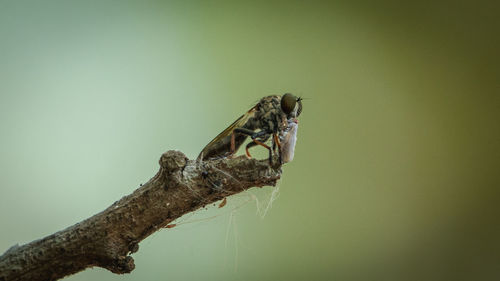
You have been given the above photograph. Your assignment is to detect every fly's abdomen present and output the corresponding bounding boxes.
[200,133,248,160]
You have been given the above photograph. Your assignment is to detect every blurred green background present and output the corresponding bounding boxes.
[0,1,499,280]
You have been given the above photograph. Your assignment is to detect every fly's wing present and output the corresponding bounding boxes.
[198,105,258,160]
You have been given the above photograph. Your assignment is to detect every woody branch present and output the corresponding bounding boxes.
[0,150,282,281]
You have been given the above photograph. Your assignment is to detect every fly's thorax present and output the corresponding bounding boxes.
[241,116,260,131]
[255,95,288,133]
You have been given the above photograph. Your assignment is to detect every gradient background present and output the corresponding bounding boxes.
[0,1,499,281]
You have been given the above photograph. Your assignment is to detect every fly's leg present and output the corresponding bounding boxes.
[230,132,235,153]
[246,134,270,158]
[250,131,272,164]
[245,142,258,158]
[255,132,271,165]
[253,139,272,165]
[234,128,273,164]
[231,128,255,154]
[272,134,276,153]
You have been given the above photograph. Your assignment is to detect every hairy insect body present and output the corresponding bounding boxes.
[260,96,289,131]
[198,94,301,164]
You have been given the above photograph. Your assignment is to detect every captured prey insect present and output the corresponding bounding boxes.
[198,93,302,164]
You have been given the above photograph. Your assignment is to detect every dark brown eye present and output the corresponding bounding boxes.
[281,93,296,115]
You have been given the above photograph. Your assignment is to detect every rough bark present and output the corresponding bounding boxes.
[0,150,282,281]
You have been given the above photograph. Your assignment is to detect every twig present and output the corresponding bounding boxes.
[0,150,282,281]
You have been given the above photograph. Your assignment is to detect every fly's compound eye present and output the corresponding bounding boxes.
[281,93,297,115]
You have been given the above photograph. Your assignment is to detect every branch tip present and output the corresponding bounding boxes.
[160,150,188,171]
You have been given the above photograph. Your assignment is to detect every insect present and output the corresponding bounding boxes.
[198,93,302,164]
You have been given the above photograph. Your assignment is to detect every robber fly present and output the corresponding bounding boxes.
[198,93,302,164]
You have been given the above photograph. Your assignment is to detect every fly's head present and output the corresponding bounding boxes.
[280,93,303,121]
[279,93,302,163]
